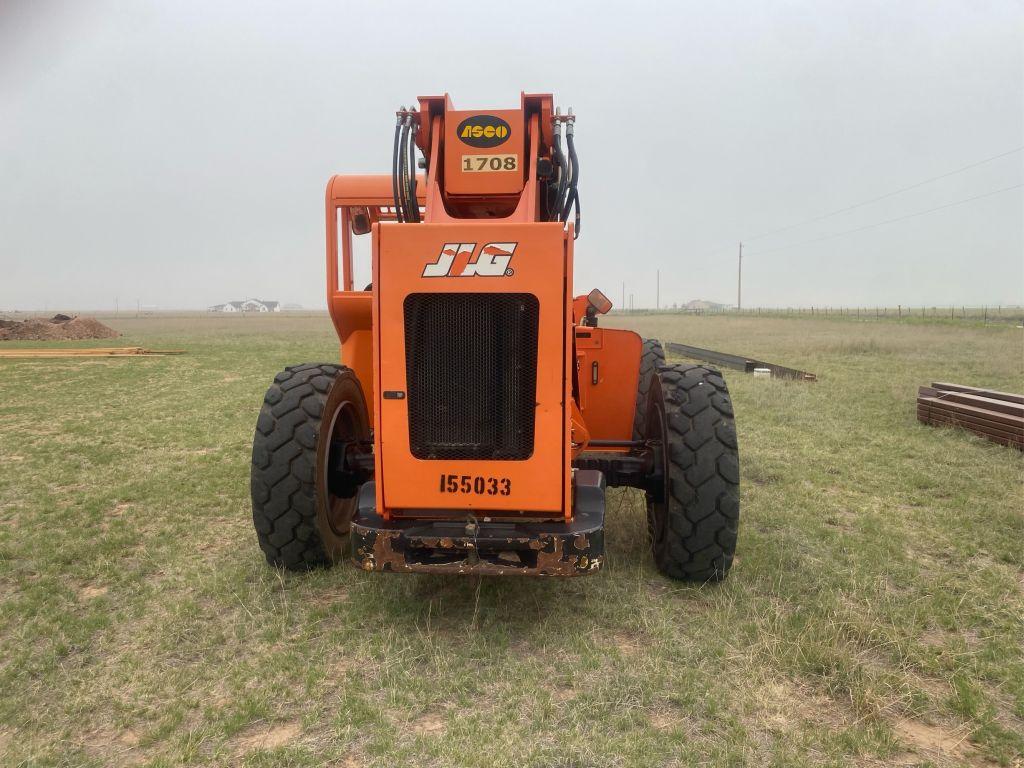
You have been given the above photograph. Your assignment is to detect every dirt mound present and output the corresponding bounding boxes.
[0,315,119,341]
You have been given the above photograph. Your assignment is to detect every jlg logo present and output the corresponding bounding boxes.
[421,242,517,278]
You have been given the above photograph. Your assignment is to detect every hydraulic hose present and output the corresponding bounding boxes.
[406,115,420,222]
[391,111,405,223]
[397,115,412,222]
[561,128,581,239]
[552,131,567,221]
[561,130,579,222]
[568,187,581,238]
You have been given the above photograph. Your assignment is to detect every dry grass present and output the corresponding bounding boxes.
[0,311,1021,767]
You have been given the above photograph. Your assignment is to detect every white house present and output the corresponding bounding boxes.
[209,300,281,313]
[242,299,281,312]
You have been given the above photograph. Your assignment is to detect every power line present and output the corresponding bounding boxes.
[742,146,1024,243]
[745,183,1023,257]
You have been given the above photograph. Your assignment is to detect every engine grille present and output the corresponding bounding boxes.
[403,293,539,460]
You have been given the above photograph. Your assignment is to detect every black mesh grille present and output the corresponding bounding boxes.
[404,293,539,460]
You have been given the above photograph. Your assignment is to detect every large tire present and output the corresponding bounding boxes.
[251,363,370,570]
[645,364,740,581]
[633,338,666,439]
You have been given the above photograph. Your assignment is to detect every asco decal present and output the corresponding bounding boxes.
[456,115,511,148]
[422,242,516,278]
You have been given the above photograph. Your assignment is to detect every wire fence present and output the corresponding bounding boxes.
[614,306,1024,325]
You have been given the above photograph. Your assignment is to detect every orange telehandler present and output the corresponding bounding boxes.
[250,94,740,580]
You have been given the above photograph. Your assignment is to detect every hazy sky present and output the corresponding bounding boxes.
[1,1,1021,311]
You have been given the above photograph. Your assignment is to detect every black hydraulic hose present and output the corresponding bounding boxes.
[397,116,412,222]
[561,131,579,222]
[552,133,567,221]
[406,116,420,222]
[561,151,573,222]
[391,114,405,223]
[573,187,581,237]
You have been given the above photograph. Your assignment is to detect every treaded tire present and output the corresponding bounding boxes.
[633,338,666,439]
[250,363,369,570]
[646,364,740,581]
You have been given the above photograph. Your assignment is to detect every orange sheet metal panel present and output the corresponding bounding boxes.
[575,327,642,443]
[443,109,525,197]
[328,174,425,206]
[374,221,568,517]
[562,228,575,519]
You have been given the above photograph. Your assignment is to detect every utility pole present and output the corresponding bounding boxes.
[737,242,743,311]
[621,281,625,311]
[656,269,660,311]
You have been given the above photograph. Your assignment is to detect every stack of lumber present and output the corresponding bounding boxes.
[665,342,817,381]
[917,382,1023,450]
[0,347,184,359]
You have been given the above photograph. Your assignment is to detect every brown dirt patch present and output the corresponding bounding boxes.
[82,727,143,766]
[755,679,853,732]
[0,314,118,341]
[547,684,574,703]
[411,713,445,736]
[608,631,642,657]
[649,705,701,739]
[650,710,678,730]
[79,585,109,600]
[326,655,358,679]
[892,717,971,759]
[235,721,301,753]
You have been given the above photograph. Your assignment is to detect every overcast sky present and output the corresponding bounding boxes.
[1,1,1021,311]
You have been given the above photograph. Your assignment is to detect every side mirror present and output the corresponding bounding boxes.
[587,288,613,315]
[351,207,371,235]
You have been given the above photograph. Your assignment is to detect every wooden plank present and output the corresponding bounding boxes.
[927,391,1024,417]
[664,342,816,381]
[917,405,1020,435]
[917,402,1024,434]
[921,405,1024,436]
[0,348,144,356]
[918,406,1024,442]
[917,396,1024,427]
[921,393,1024,417]
[931,382,1024,405]
[0,348,185,359]
[917,386,1024,418]
[921,422,1023,450]
[918,412,1023,449]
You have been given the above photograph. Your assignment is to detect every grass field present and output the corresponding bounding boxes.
[1,312,1021,767]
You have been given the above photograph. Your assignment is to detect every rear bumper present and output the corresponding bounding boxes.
[351,470,605,576]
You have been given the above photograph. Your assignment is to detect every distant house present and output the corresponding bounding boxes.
[241,299,280,312]
[683,299,727,311]
[208,300,281,313]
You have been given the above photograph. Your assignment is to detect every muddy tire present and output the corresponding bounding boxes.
[645,364,740,581]
[633,338,666,439]
[250,363,370,570]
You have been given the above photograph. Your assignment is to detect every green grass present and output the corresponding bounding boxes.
[0,312,1021,767]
